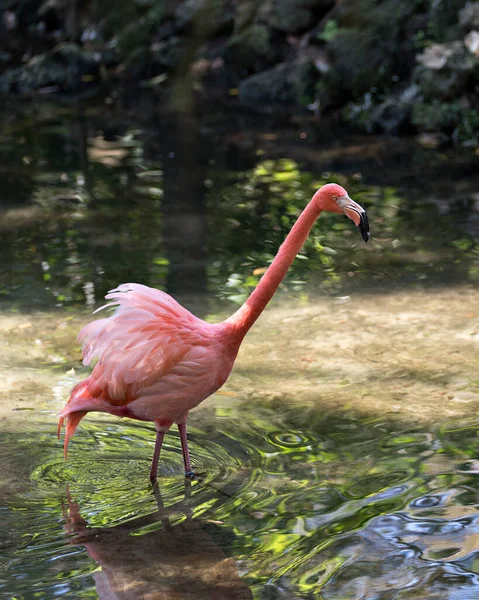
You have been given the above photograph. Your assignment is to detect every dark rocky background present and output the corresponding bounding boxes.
[1,0,479,145]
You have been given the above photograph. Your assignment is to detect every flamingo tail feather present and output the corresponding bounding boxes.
[60,411,87,460]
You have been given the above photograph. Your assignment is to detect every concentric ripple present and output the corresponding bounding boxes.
[3,411,479,598]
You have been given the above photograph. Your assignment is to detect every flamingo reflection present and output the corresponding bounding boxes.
[62,480,252,600]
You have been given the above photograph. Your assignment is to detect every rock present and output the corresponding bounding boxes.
[175,0,206,28]
[300,0,334,6]
[399,83,421,103]
[259,0,314,33]
[371,85,421,134]
[0,43,99,94]
[2,10,17,30]
[372,100,410,134]
[258,0,334,33]
[412,99,479,141]
[317,0,419,106]
[232,0,257,32]
[465,30,479,56]
[155,20,177,42]
[459,1,479,31]
[427,0,468,40]
[239,63,295,105]
[224,24,281,73]
[341,91,415,135]
[174,0,233,36]
[416,42,461,70]
[0,51,12,63]
[239,60,317,106]
[120,46,151,79]
[414,42,477,101]
[151,36,182,69]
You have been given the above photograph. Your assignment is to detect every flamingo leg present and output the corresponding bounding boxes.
[149,430,165,481]
[178,423,194,477]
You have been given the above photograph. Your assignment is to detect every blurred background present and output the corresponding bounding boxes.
[1,1,479,599]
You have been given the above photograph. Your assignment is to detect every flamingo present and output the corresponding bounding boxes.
[58,183,370,479]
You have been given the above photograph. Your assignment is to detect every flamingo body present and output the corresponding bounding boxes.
[59,285,239,450]
[59,183,370,478]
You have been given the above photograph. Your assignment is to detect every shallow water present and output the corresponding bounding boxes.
[4,408,479,598]
[1,98,479,599]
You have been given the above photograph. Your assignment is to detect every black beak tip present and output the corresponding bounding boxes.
[359,212,370,243]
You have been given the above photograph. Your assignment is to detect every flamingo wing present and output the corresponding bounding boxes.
[77,283,208,406]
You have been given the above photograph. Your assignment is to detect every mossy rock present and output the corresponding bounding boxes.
[151,36,183,69]
[412,99,479,141]
[459,1,479,31]
[0,43,99,94]
[224,24,282,73]
[174,0,234,35]
[317,0,418,107]
[257,0,334,33]
[414,42,479,101]
[259,1,311,33]
[427,0,468,41]
[239,60,318,106]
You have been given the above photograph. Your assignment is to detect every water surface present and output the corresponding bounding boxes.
[1,98,479,599]
[4,397,479,598]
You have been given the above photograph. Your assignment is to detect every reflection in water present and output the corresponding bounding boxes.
[158,114,208,308]
[63,481,253,600]
[0,100,478,311]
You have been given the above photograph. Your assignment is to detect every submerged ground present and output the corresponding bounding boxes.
[2,287,478,427]
[1,100,479,599]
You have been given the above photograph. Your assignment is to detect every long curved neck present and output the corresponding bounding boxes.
[226,198,322,338]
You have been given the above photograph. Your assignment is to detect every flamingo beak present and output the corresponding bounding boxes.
[339,196,370,243]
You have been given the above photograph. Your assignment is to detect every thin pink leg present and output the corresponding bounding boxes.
[149,430,165,481]
[178,423,194,477]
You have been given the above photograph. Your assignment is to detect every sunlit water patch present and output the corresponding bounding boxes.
[2,408,479,598]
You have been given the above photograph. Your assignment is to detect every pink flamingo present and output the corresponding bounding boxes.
[58,183,369,479]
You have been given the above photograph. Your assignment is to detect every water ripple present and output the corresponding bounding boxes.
[3,410,479,598]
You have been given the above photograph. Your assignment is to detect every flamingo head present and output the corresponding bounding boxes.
[315,183,370,242]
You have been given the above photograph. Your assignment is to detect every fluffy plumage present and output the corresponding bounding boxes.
[58,284,237,457]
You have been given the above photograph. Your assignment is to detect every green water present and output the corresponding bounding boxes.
[1,98,479,599]
[1,100,478,312]
[4,409,479,598]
